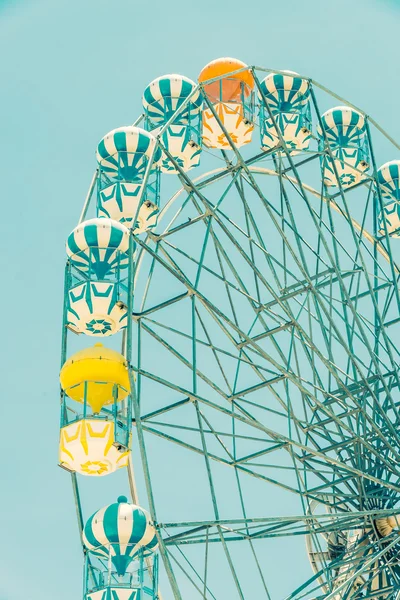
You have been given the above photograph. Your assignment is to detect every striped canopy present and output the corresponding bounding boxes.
[377,160,400,200]
[66,218,130,278]
[96,126,161,180]
[259,72,310,115]
[318,106,366,148]
[142,74,202,125]
[83,496,158,575]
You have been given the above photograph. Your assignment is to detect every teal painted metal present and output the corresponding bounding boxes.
[83,549,159,600]
[59,64,400,600]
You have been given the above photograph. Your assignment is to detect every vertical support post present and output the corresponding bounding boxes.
[60,261,71,367]
[60,263,69,429]
[83,553,88,599]
[153,554,159,600]
[78,169,98,225]
[108,545,112,586]
[83,381,88,419]
[139,550,144,590]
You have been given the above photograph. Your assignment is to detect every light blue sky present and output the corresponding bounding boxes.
[1,0,400,598]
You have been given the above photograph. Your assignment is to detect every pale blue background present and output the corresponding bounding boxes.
[0,0,399,598]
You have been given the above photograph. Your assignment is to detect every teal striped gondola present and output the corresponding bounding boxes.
[318,106,369,187]
[143,74,202,173]
[66,218,130,279]
[96,127,161,231]
[83,496,158,576]
[96,126,161,180]
[143,74,202,125]
[377,160,400,237]
[259,71,312,152]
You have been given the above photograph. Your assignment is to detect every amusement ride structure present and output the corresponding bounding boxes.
[59,58,400,600]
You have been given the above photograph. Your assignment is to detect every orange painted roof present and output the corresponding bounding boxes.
[198,57,254,89]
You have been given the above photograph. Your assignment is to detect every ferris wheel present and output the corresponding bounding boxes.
[58,57,400,600]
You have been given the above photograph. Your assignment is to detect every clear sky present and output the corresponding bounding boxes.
[1,0,400,598]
